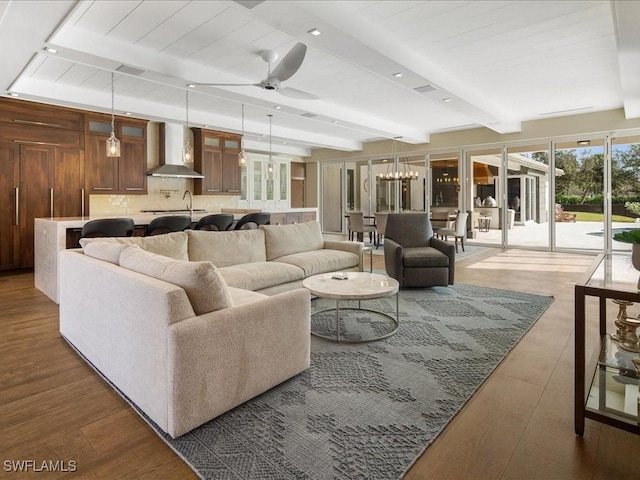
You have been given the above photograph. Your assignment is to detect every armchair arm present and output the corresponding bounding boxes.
[430,236,456,284]
[383,238,404,287]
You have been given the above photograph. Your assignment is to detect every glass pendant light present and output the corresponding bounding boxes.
[267,114,274,180]
[183,90,194,163]
[238,104,247,167]
[106,72,121,157]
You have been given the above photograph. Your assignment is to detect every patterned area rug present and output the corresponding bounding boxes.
[138,285,553,479]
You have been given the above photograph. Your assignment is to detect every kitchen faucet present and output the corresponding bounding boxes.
[183,190,193,218]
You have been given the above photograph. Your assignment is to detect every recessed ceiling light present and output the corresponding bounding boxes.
[187,84,196,88]
[124,112,132,116]
[577,140,591,146]
[282,141,286,145]
[44,47,58,54]
[203,125,210,129]
[332,120,339,124]
[392,72,403,78]
[442,98,451,102]
[307,28,321,36]
[8,92,19,97]
[274,105,281,110]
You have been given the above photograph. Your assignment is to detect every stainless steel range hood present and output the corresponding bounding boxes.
[147,123,204,178]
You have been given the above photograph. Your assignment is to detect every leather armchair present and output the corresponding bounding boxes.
[384,213,455,288]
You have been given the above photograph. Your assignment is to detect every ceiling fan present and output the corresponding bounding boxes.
[194,42,318,100]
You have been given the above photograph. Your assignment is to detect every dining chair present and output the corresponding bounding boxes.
[374,212,389,248]
[348,211,375,243]
[435,212,469,253]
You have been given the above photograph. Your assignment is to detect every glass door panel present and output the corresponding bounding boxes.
[612,135,640,253]
[505,143,551,249]
[372,158,397,213]
[430,153,460,234]
[466,148,502,246]
[401,154,426,212]
[555,139,604,251]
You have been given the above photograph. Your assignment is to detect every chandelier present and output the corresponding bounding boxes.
[378,136,418,181]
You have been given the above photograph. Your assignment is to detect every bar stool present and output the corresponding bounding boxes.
[80,218,135,238]
[194,214,235,231]
[233,212,271,230]
[145,215,192,236]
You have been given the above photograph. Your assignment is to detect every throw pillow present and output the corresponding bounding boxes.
[79,231,189,260]
[82,241,134,265]
[119,246,233,315]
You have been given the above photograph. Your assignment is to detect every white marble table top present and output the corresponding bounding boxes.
[302,272,399,300]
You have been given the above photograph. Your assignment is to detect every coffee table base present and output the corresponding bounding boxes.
[311,297,399,343]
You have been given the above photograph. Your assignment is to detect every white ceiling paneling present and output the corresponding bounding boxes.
[2,0,638,155]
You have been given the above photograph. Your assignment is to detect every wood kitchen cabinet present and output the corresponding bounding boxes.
[0,98,86,269]
[85,114,147,194]
[193,128,242,195]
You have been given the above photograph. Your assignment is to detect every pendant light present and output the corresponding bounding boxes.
[183,90,194,163]
[267,114,274,180]
[378,136,418,182]
[106,72,121,157]
[238,104,247,167]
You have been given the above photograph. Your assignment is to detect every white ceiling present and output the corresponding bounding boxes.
[1,0,639,157]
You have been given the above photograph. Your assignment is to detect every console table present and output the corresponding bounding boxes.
[575,253,640,436]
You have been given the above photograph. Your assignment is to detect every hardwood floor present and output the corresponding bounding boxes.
[2,250,640,479]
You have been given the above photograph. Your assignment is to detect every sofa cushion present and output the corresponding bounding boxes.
[79,231,189,260]
[119,246,232,315]
[187,229,267,267]
[403,247,449,268]
[218,261,304,291]
[261,221,324,261]
[275,249,359,277]
[82,241,135,265]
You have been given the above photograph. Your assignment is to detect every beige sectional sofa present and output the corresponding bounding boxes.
[58,221,362,438]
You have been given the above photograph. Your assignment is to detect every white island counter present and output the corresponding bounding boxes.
[35,207,317,303]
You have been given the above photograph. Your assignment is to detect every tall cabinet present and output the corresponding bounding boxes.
[0,98,86,269]
[192,128,242,195]
[85,113,147,194]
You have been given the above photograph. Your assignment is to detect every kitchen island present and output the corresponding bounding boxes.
[35,207,317,303]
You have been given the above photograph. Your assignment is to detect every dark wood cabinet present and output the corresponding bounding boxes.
[193,128,241,195]
[0,142,20,270]
[86,114,147,194]
[0,98,87,269]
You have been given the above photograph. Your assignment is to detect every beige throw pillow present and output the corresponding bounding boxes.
[79,231,189,260]
[261,221,324,261]
[119,246,233,315]
[82,241,134,264]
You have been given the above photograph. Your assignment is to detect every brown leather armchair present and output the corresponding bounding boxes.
[384,213,455,288]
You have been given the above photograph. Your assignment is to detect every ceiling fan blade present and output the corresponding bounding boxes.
[271,42,307,82]
[192,83,256,87]
[278,86,319,100]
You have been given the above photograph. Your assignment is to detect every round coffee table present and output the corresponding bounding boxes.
[302,272,399,343]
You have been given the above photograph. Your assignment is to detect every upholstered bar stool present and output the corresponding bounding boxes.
[233,212,271,230]
[194,214,235,231]
[80,218,135,238]
[145,215,192,236]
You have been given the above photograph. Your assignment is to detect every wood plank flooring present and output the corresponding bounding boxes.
[2,250,640,479]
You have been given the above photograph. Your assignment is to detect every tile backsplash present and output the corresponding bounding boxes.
[89,177,239,215]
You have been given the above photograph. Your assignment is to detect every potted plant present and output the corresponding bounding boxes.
[614,227,640,272]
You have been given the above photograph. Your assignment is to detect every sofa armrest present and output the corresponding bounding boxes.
[324,240,363,270]
[430,236,456,284]
[167,288,311,437]
[323,239,362,256]
[383,238,404,286]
